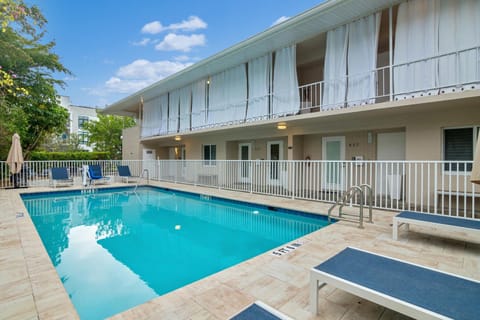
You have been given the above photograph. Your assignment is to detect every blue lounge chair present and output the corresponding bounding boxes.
[50,167,74,188]
[393,210,480,242]
[87,164,110,185]
[230,301,292,320]
[117,165,139,183]
[310,247,480,319]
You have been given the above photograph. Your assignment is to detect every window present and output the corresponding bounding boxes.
[443,127,478,171]
[78,132,89,145]
[78,116,89,129]
[203,144,216,166]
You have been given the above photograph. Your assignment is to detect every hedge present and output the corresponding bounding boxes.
[30,151,110,161]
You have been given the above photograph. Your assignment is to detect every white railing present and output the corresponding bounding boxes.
[141,46,480,138]
[2,160,478,219]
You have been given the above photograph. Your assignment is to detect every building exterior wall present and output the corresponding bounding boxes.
[122,126,141,160]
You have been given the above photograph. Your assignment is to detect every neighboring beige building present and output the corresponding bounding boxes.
[105,0,480,215]
[59,96,98,151]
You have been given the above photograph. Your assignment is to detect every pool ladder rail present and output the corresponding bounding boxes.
[133,169,150,193]
[327,184,373,228]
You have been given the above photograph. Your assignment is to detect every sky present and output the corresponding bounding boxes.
[28,0,324,108]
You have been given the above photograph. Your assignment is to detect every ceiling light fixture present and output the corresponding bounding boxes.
[174,136,182,141]
[277,122,287,130]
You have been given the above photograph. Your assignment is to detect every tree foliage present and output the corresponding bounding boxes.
[0,0,70,159]
[83,114,136,160]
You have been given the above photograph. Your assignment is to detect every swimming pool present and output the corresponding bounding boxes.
[22,186,331,319]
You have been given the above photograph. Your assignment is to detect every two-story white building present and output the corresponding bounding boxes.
[59,96,98,151]
[104,0,480,217]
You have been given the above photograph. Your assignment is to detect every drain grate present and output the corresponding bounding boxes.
[16,212,24,218]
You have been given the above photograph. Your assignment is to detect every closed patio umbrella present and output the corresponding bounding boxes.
[471,137,480,185]
[6,133,24,187]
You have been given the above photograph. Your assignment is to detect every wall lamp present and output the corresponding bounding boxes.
[174,136,182,141]
[277,122,287,130]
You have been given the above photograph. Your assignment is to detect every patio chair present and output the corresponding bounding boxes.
[393,210,480,242]
[87,164,111,185]
[230,301,293,320]
[117,165,140,183]
[310,247,480,320]
[50,167,74,188]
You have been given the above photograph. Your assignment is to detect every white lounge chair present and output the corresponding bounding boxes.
[117,165,140,183]
[230,301,292,320]
[310,247,480,320]
[87,164,111,185]
[393,210,480,242]
[50,167,74,188]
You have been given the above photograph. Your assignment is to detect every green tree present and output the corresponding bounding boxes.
[83,114,136,159]
[0,0,70,159]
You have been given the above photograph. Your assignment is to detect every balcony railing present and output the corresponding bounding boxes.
[1,159,478,219]
[141,46,480,138]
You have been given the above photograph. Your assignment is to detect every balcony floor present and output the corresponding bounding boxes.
[1,181,479,319]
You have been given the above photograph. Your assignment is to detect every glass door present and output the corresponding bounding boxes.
[322,136,345,190]
[267,141,283,185]
[238,143,251,183]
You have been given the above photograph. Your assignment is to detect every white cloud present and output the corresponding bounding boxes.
[155,33,205,52]
[167,16,207,32]
[141,16,207,34]
[174,55,190,62]
[272,16,290,26]
[141,21,163,34]
[101,59,193,94]
[132,38,151,46]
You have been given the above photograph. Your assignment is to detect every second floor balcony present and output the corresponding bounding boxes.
[139,1,480,139]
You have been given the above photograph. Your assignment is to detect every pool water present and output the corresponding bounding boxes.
[22,186,330,319]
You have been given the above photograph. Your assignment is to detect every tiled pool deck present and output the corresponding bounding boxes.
[1,181,479,319]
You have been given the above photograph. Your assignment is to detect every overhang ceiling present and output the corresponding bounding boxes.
[104,0,404,116]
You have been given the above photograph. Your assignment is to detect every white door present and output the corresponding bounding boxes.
[168,146,185,180]
[377,132,406,200]
[238,143,251,183]
[267,141,284,185]
[142,148,156,179]
[322,136,345,190]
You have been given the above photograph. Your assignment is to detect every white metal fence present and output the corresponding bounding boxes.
[1,160,478,218]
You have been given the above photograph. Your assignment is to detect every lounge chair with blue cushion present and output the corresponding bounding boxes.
[393,210,480,242]
[310,247,480,320]
[117,165,140,183]
[50,167,74,188]
[87,164,111,185]
[230,301,292,320]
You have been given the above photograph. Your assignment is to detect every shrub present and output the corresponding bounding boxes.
[30,151,110,161]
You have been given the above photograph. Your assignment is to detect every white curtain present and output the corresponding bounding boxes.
[141,98,161,138]
[347,13,381,106]
[168,90,179,134]
[247,54,271,120]
[208,65,247,126]
[438,0,480,93]
[225,64,247,123]
[178,85,192,132]
[322,25,348,110]
[191,79,207,129]
[394,0,439,100]
[207,71,226,126]
[272,45,300,116]
[158,94,169,135]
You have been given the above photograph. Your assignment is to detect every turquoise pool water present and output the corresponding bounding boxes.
[22,186,330,319]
